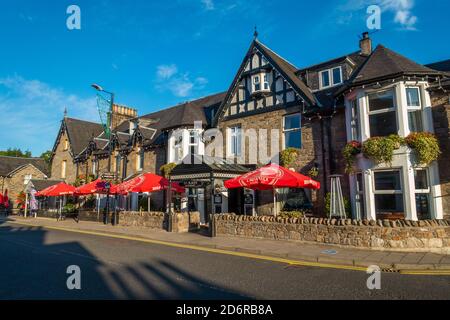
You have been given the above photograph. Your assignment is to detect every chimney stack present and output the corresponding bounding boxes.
[359,32,372,56]
[111,104,138,129]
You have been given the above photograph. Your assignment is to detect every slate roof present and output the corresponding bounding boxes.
[346,45,441,86]
[28,179,61,192]
[255,40,316,105]
[0,156,50,177]
[426,59,450,72]
[170,155,251,178]
[63,118,104,156]
[134,92,226,146]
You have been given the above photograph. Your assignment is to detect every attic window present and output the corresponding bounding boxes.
[252,72,270,94]
[319,66,343,89]
[63,139,69,151]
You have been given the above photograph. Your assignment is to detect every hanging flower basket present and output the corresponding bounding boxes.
[343,140,362,173]
[405,132,441,166]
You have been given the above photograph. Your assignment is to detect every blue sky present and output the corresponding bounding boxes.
[0,0,449,156]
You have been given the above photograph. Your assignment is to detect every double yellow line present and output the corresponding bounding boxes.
[7,220,450,276]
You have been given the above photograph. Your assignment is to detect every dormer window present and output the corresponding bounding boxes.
[319,66,343,89]
[252,72,270,94]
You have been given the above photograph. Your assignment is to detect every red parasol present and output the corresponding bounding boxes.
[116,173,185,194]
[36,182,76,197]
[225,163,321,191]
[74,179,119,196]
[1,189,8,208]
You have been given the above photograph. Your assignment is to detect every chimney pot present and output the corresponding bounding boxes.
[359,32,372,56]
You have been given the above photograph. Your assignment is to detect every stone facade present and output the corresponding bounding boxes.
[51,130,77,184]
[218,107,349,216]
[3,165,48,207]
[212,214,450,253]
[430,94,450,219]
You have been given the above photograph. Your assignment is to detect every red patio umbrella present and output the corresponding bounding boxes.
[225,163,320,190]
[36,182,76,197]
[74,179,119,196]
[117,173,185,194]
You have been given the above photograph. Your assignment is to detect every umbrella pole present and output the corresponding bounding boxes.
[148,193,151,212]
[24,193,28,218]
[273,189,277,217]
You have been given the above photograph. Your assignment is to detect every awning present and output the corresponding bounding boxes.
[170,155,252,181]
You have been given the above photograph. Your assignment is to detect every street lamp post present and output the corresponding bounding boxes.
[92,84,115,225]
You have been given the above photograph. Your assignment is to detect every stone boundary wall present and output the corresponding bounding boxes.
[119,211,166,229]
[212,214,450,253]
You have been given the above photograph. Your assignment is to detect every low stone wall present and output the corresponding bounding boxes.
[119,211,166,229]
[119,211,201,233]
[36,210,101,222]
[212,214,450,253]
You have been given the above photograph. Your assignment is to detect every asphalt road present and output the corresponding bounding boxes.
[0,220,449,300]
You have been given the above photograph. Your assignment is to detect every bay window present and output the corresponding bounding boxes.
[414,169,430,220]
[368,89,398,137]
[283,113,302,149]
[228,126,242,156]
[350,100,360,141]
[189,130,200,155]
[354,173,365,220]
[173,135,183,162]
[406,87,423,132]
[373,170,404,217]
[252,73,270,93]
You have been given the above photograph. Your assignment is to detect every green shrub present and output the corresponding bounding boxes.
[279,211,305,219]
[63,203,78,214]
[280,148,300,168]
[362,135,402,165]
[342,141,362,173]
[160,163,177,178]
[405,132,441,165]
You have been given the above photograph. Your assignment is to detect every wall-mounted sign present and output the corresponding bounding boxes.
[214,194,223,204]
[181,181,208,188]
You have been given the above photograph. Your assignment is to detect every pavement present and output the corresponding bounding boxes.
[3,216,450,274]
[1,217,450,300]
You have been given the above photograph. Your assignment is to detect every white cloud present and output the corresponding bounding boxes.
[201,0,215,11]
[156,64,178,80]
[338,0,418,30]
[155,65,208,98]
[0,75,98,155]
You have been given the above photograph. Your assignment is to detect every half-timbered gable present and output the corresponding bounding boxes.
[214,40,317,123]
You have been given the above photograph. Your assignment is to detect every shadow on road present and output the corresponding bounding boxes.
[0,217,249,300]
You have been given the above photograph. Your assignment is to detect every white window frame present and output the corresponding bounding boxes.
[61,160,67,179]
[319,66,343,89]
[173,134,183,163]
[414,168,431,219]
[405,86,423,133]
[188,129,200,155]
[283,113,302,150]
[367,88,398,137]
[24,174,32,185]
[332,66,343,86]
[136,148,144,171]
[252,72,270,93]
[372,169,404,214]
[228,126,242,157]
[350,99,360,141]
